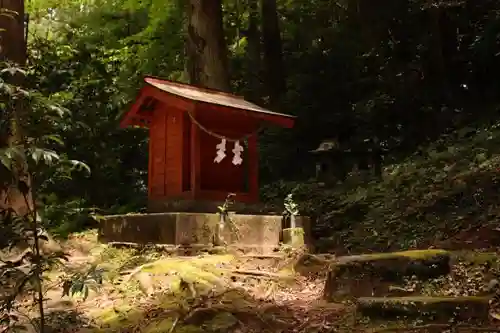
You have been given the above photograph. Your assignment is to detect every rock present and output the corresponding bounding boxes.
[323,250,451,300]
[357,296,490,323]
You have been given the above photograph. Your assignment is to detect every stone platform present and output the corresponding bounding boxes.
[148,199,282,214]
[98,212,311,254]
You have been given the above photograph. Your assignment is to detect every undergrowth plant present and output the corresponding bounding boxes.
[215,193,239,246]
[283,193,299,229]
[0,64,102,333]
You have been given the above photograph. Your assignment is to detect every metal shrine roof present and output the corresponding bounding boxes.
[120,76,296,129]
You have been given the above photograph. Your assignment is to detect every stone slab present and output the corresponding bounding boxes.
[357,296,490,323]
[98,212,311,254]
[323,250,451,300]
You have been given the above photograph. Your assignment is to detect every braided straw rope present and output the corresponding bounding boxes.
[187,111,262,143]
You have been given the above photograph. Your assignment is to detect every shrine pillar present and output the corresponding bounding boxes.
[189,112,201,200]
[248,133,259,202]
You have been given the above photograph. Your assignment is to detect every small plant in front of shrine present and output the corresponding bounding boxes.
[283,193,299,229]
[215,193,240,246]
[218,193,236,215]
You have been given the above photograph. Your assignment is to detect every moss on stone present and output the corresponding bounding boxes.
[357,296,490,322]
[208,246,228,255]
[91,305,143,330]
[452,250,498,265]
[129,254,234,294]
[324,250,451,300]
[282,228,305,248]
[204,312,238,331]
[144,319,203,333]
[338,249,449,264]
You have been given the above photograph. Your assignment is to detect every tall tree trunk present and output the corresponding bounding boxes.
[0,0,26,64]
[245,0,262,103]
[261,0,285,107]
[0,0,61,256]
[186,0,231,91]
[429,6,452,102]
[0,0,30,216]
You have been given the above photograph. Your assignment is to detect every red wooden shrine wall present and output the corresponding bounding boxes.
[199,129,247,193]
[195,107,259,195]
[148,104,183,199]
[148,101,260,201]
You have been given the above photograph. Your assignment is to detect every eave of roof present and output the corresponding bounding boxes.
[120,77,296,129]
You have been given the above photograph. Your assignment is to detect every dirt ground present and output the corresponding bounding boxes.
[9,227,500,333]
[9,230,349,333]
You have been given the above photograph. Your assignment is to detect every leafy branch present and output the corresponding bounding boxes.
[0,62,98,333]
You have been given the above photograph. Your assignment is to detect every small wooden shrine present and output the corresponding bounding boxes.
[120,77,296,205]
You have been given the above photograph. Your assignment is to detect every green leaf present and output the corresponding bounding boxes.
[0,81,14,95]
[30,148,43,164]
[42,134,65,146]
[68,160,91,175]
[48,104,69,117]
[41,149,60,165]
[70,280,84,295]
[0,151,12,170]
[0,66,27,77]
[82,284,89,300]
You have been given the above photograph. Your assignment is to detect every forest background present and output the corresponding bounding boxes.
[3,0,500,253]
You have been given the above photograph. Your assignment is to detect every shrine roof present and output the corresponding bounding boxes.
[120,77,296,128]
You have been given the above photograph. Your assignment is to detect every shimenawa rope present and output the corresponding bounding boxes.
[186,111,262,143]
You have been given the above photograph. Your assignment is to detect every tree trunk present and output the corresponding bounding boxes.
[261,0,286,107]
[245,0,262,103]
[429,6,452,102]
[0,0,30,216]
[0,1,61,256]
[0,0,26,64]
[186,0,231,91]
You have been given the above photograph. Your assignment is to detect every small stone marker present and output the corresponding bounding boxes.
[282,227,305,248]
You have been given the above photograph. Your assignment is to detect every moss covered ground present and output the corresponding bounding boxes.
[7,235,499,333]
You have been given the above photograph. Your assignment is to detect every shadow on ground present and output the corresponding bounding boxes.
[90,288,348,333]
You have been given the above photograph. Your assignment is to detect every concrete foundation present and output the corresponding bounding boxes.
[99,212,312,254]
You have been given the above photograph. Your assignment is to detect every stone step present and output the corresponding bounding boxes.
[363,322,500,333]
[357,296,490,323]
[324,250,451,300]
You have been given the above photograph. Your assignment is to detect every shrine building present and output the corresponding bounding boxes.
[120,77,296,209]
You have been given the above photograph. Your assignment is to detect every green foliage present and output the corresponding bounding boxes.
[0,62,103,332]
[267,118,500,253]
[283,193,299,217]
[22,0,500,216]
[61,264,104,300]
[39,197,103,237]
